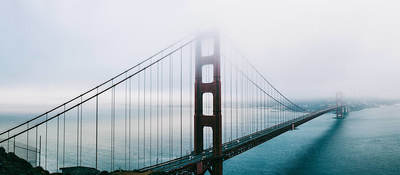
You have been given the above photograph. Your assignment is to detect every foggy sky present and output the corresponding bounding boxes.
[1,0,399,113]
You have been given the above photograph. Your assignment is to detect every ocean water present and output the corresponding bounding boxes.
[223,104,400,175]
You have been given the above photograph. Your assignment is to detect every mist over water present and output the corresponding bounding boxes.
[224,105,400,175]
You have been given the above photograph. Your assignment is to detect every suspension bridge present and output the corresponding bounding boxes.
[0,31,347,175]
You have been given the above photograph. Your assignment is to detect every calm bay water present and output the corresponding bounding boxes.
[0,106,297,172]
[224,104,400,175]
[1,105,399,174]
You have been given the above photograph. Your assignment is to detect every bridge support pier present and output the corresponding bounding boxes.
[194,32,223,175]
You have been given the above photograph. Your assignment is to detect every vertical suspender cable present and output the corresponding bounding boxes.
[24,124,29,167]
[259,86,261,130]
[260,84,262,130]
[267,83,269,128]
[259,86,261,131]
[254,75,256,132]
[243,67,246,135]
[249,69,252,132]
[143,70,146,166]
[279,95,282,125]
[168,55,172,158]
[26,123,29,164]
[150,62,153,165]
[7,132,9,152]
[129,77,132,169]
[265,83,268,127]
[160,60,164,161]
[256,85,259,131]
[269,85,271,128]
[235,68,238,138]
[282,100,288,121]
[260,85,263,129]
[180,49,183,157]
[249,71,252,133]
[110,84,112,170]
[113,84,115,169]
[45,113,48,169]
[80,97,83,166]
[189,43,193,152]
[267,86,269,128]
[144,60,151,164]
[96,88,98,169]
[263,82,265,128]
[274,90,277,126]
[255,74,258,131]
[251,72,254,133]
[39,136,41,167]
[282,97,284,123]
[284,101,286,122]
[258,81,261,130]
[137,70,140,169]
[271,91,274,127]
[255,79,257,132]
[263,88,266,129]
[275,92,278,127]
[63,105,65,168]
[278,95,283,125]
[77,105,80,167]
[230,59,233,141]
[125,73,128,169]
[283,100,285,122]
[276,91,279,126]
[245,70,248,135]
[250,70,252,133]
[281,97,283,123]
[35,127,38,166]
[169,54,173,159]
[156,59,160,163]
[56,112,59,171]
[274,89,277,126]
[110,80,114,170]
[241,72,244,137]
[113,84,115,170]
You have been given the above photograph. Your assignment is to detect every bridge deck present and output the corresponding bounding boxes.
[138,107,336,174]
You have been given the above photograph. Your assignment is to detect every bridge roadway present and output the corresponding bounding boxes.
[139,107,337,174]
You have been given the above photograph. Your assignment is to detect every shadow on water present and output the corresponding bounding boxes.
[283,116,347,175]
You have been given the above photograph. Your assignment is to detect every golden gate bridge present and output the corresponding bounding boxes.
[0,31,347,174]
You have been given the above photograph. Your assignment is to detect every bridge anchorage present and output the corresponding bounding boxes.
[0,31,346,175]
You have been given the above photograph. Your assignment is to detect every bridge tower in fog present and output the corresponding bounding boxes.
[336,92,348,118]
[194,32,223,175]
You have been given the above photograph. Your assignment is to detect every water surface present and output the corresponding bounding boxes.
[224,105,400,175]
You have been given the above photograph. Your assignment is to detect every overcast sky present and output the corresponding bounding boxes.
[1,0,399,112]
